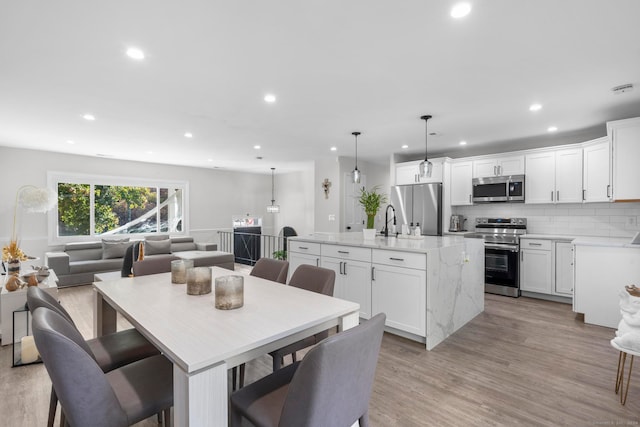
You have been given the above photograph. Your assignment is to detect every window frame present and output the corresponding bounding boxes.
[47,171,189,245]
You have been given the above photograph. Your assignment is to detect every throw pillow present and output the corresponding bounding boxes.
[144,239,171,255]
[145,235,170,241]
[102,241,132,259]
[102,237,130,243]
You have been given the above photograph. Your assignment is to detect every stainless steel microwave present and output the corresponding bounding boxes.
[472,175,525,203]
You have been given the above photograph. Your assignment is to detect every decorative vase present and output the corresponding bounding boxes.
[362,228,377,240]
[215,275,244,310]
[171,259,194,284]
[6,258,20,276]
[186,267,212,295]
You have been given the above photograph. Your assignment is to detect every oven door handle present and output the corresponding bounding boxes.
[485,244,519,252]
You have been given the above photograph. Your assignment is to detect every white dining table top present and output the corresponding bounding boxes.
[93,267,359,373]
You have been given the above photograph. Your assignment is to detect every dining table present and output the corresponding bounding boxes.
[92,266,360,426]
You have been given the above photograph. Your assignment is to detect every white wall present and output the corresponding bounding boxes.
[314,157,341,233]
[1,147,277,261]
[454,202,640,237]
[273,167,315,236]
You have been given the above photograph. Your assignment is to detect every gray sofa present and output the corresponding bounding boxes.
[45,236,232,287]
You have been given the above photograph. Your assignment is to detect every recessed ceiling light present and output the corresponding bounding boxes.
[401,145,409,149]
[547,126,558,132]
[330,146,337,151]
[264,94,276,103]
[126,47,145,60]
[254,145,261,150]
[66,140,75,145]
[83,114,95,121]
[459,141,467,145]
[207,158,213,162]
[529,103,542,112]
[184,132,193,138]
[451,2,472,18]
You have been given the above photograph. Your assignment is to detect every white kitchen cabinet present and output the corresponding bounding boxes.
[555,148,583,203]
[395,159,443,185]
[288,241,320,281]
[525,148,582,204]
[555,242,573,296]
[582,137,611,203]
[472,155,524,178]
[607,117,640,201]
[520,239,554,294]
[371,262,426,337]
[450,161,473,206]
[320,244,372,319]
[574,242,640,328]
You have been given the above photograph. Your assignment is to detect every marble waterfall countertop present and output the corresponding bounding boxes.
[289,232,485,350]
[572,236,640,249]
[288,232,479,254]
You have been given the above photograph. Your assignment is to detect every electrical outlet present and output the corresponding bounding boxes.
[328,214,336,221]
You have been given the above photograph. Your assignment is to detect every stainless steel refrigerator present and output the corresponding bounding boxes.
[390,183,443,236]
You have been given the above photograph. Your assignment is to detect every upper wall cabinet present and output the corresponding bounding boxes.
[525,148,582,204]
[582,137,611,203]
[472,155,524,178]
[607,117,640,202]
[395,159,443,185]
[450,161,473,206]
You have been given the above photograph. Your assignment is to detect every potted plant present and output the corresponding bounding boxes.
[358,186,387,239]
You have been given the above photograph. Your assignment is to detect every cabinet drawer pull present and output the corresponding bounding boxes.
[528,243,542,246]
[557,190,560,201]
[315,258,319,267]
[551,191,554,201]
[607,184,611,198]
[389,257,405,261]
[298,246,308,250]
[343,262,347,275]
[338,250,349,254]
[371,266,375,281]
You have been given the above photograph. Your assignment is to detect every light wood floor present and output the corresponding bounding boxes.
[1,278,639,426]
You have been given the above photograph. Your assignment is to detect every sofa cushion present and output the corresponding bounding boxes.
[171,242,197,252]
[69,258,124,274]
[144,239,171,255]
[145,235,170,241]
[102,241,132,259]
[65,241,103,262]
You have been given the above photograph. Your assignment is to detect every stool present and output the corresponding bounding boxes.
[611,339,640,405]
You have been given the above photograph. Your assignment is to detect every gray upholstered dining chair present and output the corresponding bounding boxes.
[250,258,289,284]
[234,258,291,390]
[132,255,181,276]
[230,313,386,427]
[32,307,173,427]
[236,264,335,390]
[269,264,336,371]
[27,286,160,427]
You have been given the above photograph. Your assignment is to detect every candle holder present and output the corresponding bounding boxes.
[215,275,244,310]
[171,259,193,284]
[186,267,212,295]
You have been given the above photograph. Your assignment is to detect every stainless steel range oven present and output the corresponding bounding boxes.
[467,217,527,298]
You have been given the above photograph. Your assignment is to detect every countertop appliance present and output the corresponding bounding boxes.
[390,183,442,236]
[472,174,525,203]
[466,217,527,297]
[449,214,467,232]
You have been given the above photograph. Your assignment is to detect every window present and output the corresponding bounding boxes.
[48,172,188,243]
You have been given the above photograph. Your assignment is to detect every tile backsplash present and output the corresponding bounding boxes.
[453,202,640,237]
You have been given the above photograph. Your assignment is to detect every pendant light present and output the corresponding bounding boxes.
[419,115,433,178]
[267,167,280,213]
[351,131,361,183]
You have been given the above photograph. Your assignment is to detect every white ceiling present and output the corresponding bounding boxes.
[1,0,639,173]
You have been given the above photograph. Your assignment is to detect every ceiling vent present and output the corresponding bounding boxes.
[611,83,634,94]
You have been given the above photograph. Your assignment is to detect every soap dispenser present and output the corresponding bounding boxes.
[414,222,421,236]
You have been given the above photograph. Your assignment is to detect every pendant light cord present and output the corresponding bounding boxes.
[271,168,276,204]
[352,131,360,169]
[421,115,432,162]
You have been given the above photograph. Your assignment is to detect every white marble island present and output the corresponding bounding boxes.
[288,233,484,350]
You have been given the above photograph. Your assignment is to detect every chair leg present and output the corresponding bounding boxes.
[291,352,297,363]
[359,411,370,427]
[615,351,635,405]
[163,408,171,427]
[239,363,245,389]
[47,387,57,427]
[232,366,238,391]
[273,354,283,371]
